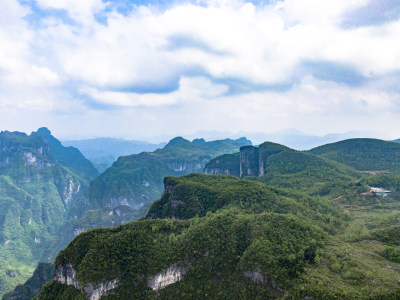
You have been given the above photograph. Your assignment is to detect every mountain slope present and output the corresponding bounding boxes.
[35,128,99,180]
[88,137,251,213]
[308,138,400,173]
[0,129,96,297]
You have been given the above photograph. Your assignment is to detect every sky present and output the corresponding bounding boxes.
[0,0,400,141]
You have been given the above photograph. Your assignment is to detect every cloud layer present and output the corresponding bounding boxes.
[0,0,399,139]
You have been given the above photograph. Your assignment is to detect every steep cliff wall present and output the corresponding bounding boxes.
[240,146,259,177]
[54,263,119,300]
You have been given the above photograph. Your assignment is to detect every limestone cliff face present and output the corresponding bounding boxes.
[54,263,187,298]
[147,264,188,291]
[240,146,260,177]
[167,161,205,172]
[207,143,287,178]
[54,263,119,300]
[0,131,53,169]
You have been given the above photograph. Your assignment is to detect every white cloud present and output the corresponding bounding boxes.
[0,0,400,139]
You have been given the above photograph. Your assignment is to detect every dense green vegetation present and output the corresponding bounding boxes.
[9,137,400,299]
[37,210,324,299]
[147,174,344,231]
[204,152,240,176]
[308,138,400,172]
[36,172,400,299]
[257,144,362,196]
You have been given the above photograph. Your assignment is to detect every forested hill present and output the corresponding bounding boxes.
[35,173,400,299]
[88,137,251,212]
[308,138,400,173]
[34,174,333,299]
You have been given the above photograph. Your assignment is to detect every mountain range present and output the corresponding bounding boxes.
[0,130,251,298]
[31,137,400,299]
[2,130,400,299]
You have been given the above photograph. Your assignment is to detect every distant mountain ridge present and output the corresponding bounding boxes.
[88,136,251,212]
[183,129,377,150]
[36,128,99,180]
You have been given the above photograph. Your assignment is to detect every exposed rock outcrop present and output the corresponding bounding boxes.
[147,264,188,291]
[54,263,119,300]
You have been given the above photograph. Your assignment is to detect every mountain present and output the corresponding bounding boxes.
[62,138,166,172]
[35,174,400,299]
[35,128,99,180]
[87,137,251,215]
[308,138,400,173]
[205,142,362,196]
[0,129,97,297]
[392,138,400,143]
[34,174,332,299]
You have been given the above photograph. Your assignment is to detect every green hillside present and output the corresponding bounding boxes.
[35,174,400,299]
[0,129,96,297]
[2,263,53,300]
[308,138,400,173]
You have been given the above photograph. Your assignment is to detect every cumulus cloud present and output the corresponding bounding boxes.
[0,0,399,138]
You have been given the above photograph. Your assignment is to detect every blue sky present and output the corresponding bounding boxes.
[0,0,400,141]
